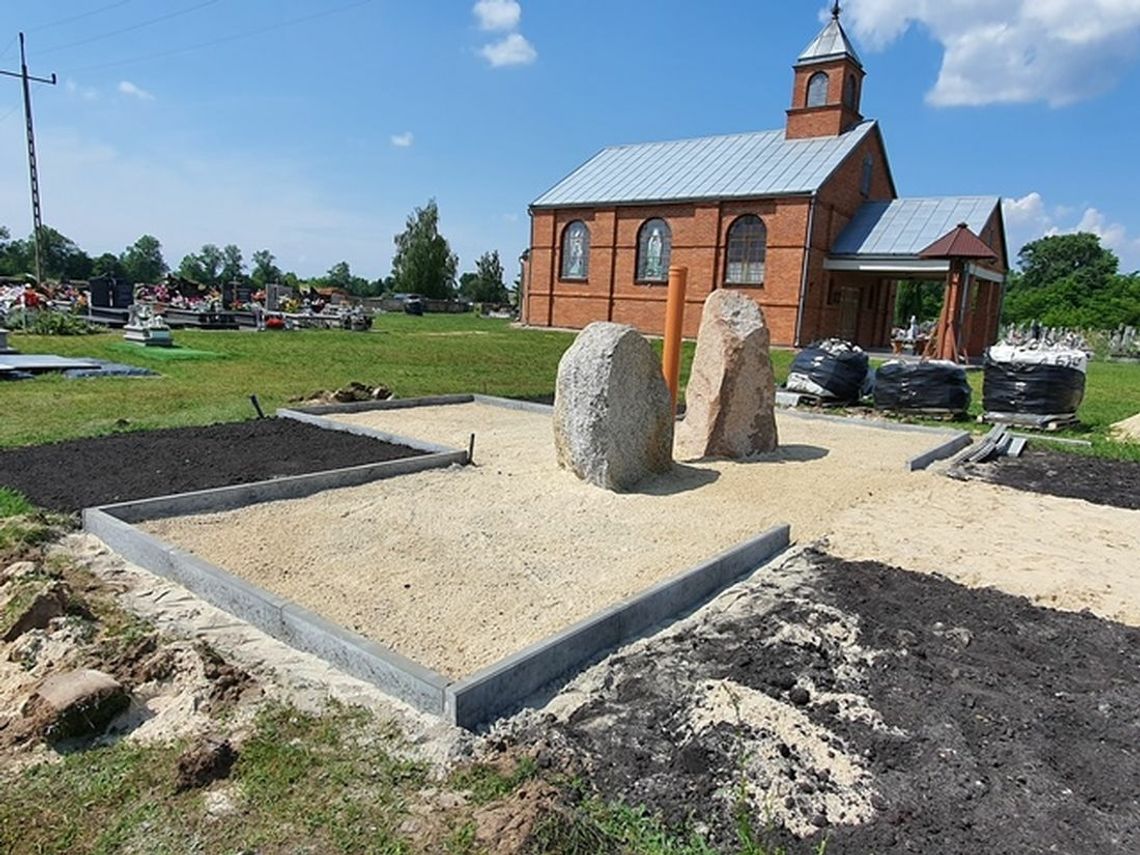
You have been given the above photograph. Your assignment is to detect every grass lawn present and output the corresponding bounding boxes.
[1,314,1137,458]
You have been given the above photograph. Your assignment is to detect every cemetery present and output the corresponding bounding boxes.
[0,279,1137,850]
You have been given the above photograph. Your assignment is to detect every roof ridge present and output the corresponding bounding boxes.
[601,119,876,152]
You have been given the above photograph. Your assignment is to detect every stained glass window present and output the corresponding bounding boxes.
[725,216,767,285]
[636,219,671,282]
[807,72,829,108]
[561,221,590,280]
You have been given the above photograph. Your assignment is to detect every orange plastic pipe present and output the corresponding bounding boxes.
[662,265,688,411]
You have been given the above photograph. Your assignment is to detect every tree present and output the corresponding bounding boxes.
[251,249,281,287]
[221,244,245,283]
[893,280,944,326]
[323,260,378,297]
[92,252,127,282]
[390,199,458,299]
[1016,233,1118,292]
[459,250,509,303]
[121,235,167,284]
[178,244,223,287]
[38,226,92,281]
[1002,233,1140,329]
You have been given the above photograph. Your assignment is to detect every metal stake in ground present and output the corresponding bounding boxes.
[0,34,57,294]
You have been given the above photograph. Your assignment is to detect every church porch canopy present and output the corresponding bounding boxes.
[824,196,1006,282]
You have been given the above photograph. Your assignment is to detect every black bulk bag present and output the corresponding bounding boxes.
[786,339,869,403]
[982,349,1087,417]
[873,360,972,413]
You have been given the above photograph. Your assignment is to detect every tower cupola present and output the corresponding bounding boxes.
[786,3,866,139]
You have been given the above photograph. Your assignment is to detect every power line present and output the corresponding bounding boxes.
[38,0,220,56]
[63,0,374,75]
[0,102,19,124]
[29,1,134,34]
[0,35,17,63]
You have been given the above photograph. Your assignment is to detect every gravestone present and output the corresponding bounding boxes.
[0,328,14,355]
[113,279,134,308]
[675,290,778,460]
[553,322,674,491]
[88,276,112,308]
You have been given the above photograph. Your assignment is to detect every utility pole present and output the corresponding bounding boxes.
[1,33,57,289]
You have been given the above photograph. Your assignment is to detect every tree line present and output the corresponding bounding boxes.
[891,232,1139,331]
[0,199,513,304]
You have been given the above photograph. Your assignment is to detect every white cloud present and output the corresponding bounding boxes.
[480,32,537,67]
[844,0,1140,106]
[473,0,521,31]
[1003,192,1140,267]
[117,80,154,102]
[389,131,414,148]
[64,79,98,102]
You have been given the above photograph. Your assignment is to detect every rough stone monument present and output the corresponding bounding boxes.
[675,290,778,460]
[553,322,674,491]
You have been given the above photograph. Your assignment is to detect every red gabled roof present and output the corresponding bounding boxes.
[919,222,998,261]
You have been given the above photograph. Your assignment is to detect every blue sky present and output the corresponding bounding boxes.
[1,0,1139,280]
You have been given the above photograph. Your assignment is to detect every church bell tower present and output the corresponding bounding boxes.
[786,3,866,139]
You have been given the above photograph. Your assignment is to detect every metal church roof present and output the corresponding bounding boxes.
[531,121,878,209]
[797,13,862,67]
[831,197,1001,257]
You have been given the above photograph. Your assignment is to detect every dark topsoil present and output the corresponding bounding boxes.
[962,446,1140,510]
[516,550,1140,854]
[0,419,423,513]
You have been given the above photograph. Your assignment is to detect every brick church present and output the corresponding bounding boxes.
[521,6,1008,354]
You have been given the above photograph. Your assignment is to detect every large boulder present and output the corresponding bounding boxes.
[22,668,130,741]
[553,323,674,491]
[675,290,778,460]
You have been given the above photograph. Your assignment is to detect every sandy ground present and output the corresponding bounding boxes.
[141,405,941,678]
[1111,411,1140,442]
[825,474,1140,626]
[140,402,1140,678]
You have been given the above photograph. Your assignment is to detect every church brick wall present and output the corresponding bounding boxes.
[525,197,813,345]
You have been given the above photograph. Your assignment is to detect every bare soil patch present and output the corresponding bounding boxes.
[0,419,423,513]
[501,548,1140,853]
[960,446,1140,510]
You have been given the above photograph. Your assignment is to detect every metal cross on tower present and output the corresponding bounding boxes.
[0,33,57,288]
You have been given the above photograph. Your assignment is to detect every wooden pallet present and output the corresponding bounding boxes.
[877,408,966,422]
[982,412,1080,432]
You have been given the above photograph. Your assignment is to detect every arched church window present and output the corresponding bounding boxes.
[844,75,858,108]
[806,72,829,108]
[636,219,671,283]
[560,221,590,280]
[725,216,767,285]
[860,154,874,197]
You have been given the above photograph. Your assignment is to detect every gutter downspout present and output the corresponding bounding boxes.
[794,192,817,348]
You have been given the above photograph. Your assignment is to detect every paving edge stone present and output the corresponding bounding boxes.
[445,523,791,729]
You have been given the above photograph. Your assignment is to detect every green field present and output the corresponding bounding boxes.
[1,314,1137,459]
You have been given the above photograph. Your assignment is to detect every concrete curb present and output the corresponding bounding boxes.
[83,508,450,714]
[446,524,791,729]
[906,431,973,472]
[91,450,468,524]
[277,408,462,456]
